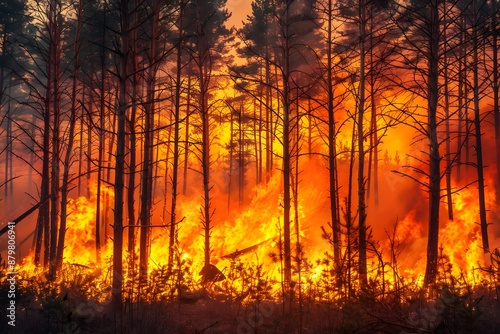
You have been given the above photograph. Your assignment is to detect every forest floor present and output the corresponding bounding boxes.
[2,285,500,334]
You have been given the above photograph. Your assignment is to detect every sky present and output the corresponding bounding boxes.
[226,0,252,29]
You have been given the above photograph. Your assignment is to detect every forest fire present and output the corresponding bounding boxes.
[1,0,500,332]
[12,164,497,299]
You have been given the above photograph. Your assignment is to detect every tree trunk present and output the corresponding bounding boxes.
[456,16,465,183]
[307,99,312,157]
[472,0,489,253]
[182,75,191,196]
[112,0,129,312]
[424,0,441,287]
[326,0,340,267]
[139,0,159,281]
[106,92,118,242]
[357,0,367,286]
[492,0,500,205]
[265,53,273,182]
[56,0,84,272]
[77,86,85,197]
[238,103,245,206]
[168,0,185,272]
[34,65,52,267]
[227,104,234,211]
[49,0,62,278]
[95,11,108,263]
[254,97,260,185]
[281,3,292,288]
[443,7,453,221]
[367,21,379,208]
[195,2,213,270]
[127,0,139,276]
[346,118,357,300]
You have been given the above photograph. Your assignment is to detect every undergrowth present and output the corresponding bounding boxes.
[0,248,499,333]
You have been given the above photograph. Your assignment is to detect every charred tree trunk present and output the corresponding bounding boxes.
[86,89,93,197]
[34,67,52,267]
[227,103,235,211]
[254,97,259,185]
[326,0,340,268]
[182,75,191,196]
[95,9,108,263]
[258,82,263,184]
[48,0,62,278]
[139,0,159,281]
[201,67,212,269]
[265,54,273,182]
[194,2,213,270]
[456,15,465,183]
[238,103,245,206]
[112,0,129,312]
[168,0,185,272]
[106,92,118,242]
[307,99,312,157]
[443,9,453,221]
[367,21,379,208]
[346,118,357,300]
[281,2,292,288]
[472,0,489,253]
[492,0,500,205]
[2,75,13,202]
[127,0,139,275]
[77,87,85,197]
[56,0,84,272]
[424,0,441,287]
[357,0,367,286]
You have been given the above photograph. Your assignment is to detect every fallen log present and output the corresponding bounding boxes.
[220,237,275,260]
[0,197,50,237]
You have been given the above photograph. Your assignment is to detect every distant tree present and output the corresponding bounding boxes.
[239,0,279,184]
[0,0,26,201]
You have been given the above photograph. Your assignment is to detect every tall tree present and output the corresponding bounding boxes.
[394,0,446,286]
[491,0,500,205]
[0,0,26,202]
[23,0,65,273]
[470,0,489,252]
[234,0,320,292]
[56,0,85,273]
[337,0,395,285]
[111,0,131,311]
[185,0,230,277]
[316,0,341,270]
[167,0,188,272]
[139,0,162,282]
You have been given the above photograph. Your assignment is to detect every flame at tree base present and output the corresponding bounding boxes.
[9,170,500,306]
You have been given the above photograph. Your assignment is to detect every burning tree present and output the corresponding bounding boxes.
[184,0,231,280]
